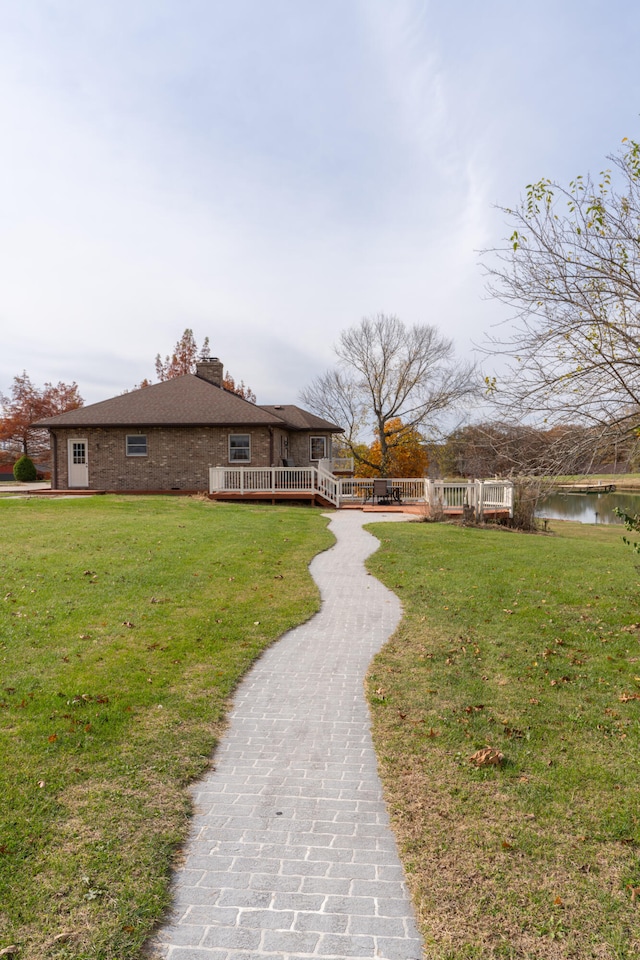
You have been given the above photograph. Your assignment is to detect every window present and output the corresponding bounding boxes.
[126,435,147,456]
[310,436,327,461]
[71,441,87,464]
[229,434,251,462]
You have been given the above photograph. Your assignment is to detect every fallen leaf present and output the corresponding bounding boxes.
[469,746,504,767]
[554,896,563,906]
[0,946,19,956]
[51,932,74,944]
[502,840,513,850]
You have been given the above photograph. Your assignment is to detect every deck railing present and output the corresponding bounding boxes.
[425,479,514,519]
[209,468,514,517]
[318,457,354,474]
[209,466,340,506]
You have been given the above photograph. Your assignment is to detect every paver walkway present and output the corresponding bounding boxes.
[149,510,424,960]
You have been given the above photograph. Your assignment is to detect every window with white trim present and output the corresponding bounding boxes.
[229,434,251,462]
[309,436,327,461]
[126,435,147,456]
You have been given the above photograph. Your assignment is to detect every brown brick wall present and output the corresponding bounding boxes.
[51,426,275,491]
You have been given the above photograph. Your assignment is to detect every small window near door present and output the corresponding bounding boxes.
[229,434,251,462]
[310,436,327,461]
[71,441,86,464]
[126,435,147,456]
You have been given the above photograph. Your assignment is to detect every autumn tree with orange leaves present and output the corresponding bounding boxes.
[0,372,83,459]
[354,419,429,477]
[154,329,256,401]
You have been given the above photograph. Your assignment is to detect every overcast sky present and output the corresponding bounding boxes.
[1,0,639,406]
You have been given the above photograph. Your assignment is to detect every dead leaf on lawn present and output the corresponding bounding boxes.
[469,746,504,767]
[619,692,640,702]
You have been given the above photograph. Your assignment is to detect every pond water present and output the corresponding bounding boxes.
[537,490,640,525]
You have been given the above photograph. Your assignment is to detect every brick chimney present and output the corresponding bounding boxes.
[195,356,224,387]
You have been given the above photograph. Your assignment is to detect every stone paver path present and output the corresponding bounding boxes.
[149,510,423,960]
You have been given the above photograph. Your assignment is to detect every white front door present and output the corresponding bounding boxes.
[68,439,89,488]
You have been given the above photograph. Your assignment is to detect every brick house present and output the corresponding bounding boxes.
[35,358,343,492]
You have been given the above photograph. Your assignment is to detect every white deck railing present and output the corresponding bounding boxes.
[208,468,514,517]
[318,457,354,474]
[425,479,514,519]
[209,466,341,506]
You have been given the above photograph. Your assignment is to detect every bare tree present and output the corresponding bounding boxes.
[301,314,476,476]
[482,138,640,443]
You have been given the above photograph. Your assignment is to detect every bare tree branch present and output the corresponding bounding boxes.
[301,314,477,475]
[482,139,640,435]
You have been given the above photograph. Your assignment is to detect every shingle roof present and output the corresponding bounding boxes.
[259,405,342,432]
[34,375,286,428]
[34,377,344,433]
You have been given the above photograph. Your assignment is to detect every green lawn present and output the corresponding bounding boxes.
[366,519,640,959]
[4,497,640,959]
[0,496,333,959]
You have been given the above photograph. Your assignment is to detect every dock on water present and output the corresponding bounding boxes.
[556,482,617,494]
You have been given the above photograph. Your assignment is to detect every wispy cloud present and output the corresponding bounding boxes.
[0,1,639,405]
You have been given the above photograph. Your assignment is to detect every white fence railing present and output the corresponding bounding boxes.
[425,480,514,519]
[208,468,514,517]
[318,457,354,474]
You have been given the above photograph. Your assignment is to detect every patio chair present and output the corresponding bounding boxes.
[373,478,392,504]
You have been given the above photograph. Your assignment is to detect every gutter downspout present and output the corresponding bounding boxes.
[51,431,58,489]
